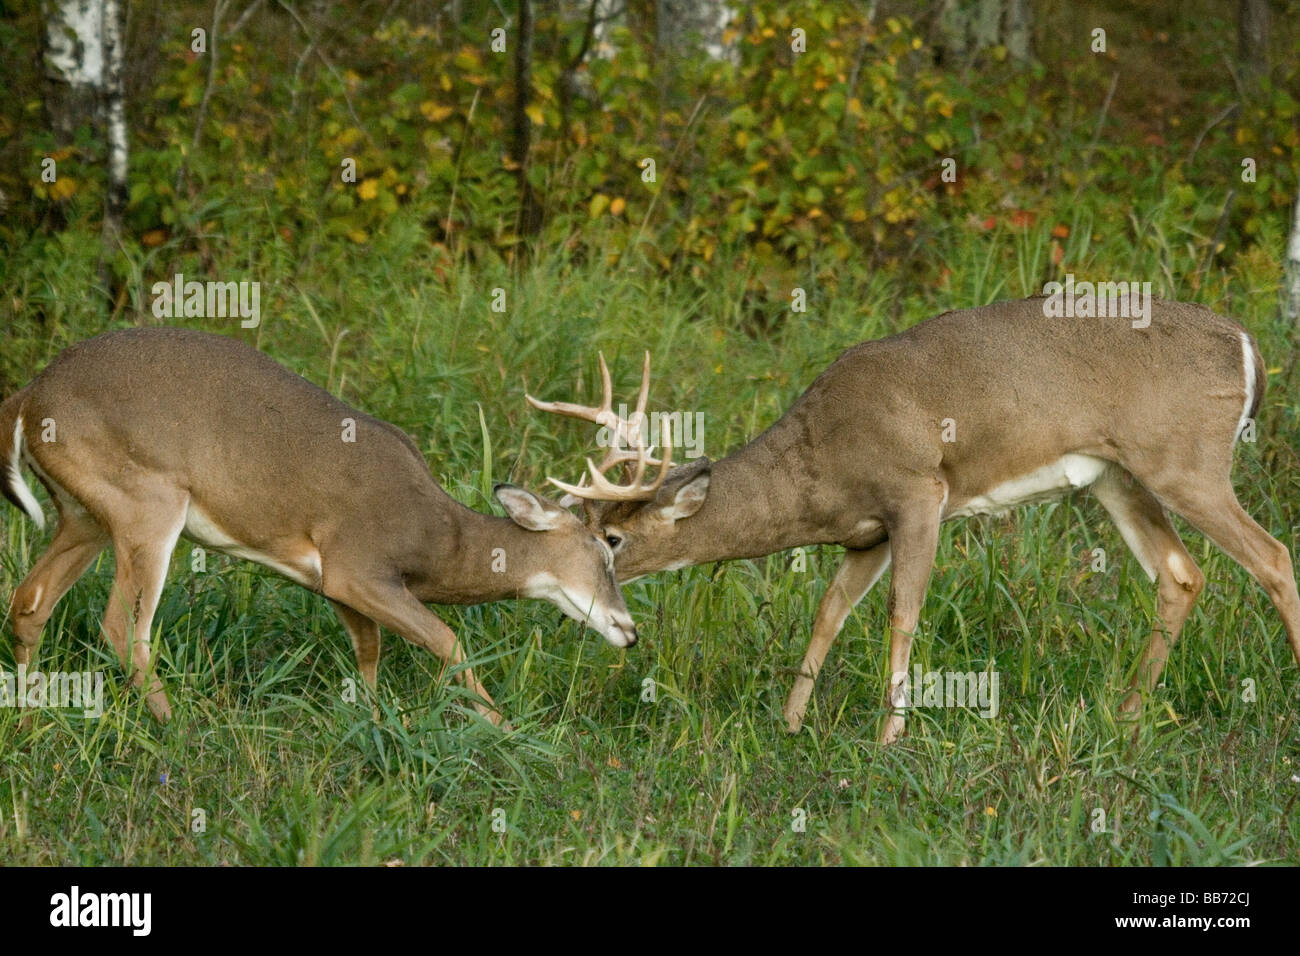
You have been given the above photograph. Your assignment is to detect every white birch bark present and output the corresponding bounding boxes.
[1286,186,1300,322]
[100,0,127,249]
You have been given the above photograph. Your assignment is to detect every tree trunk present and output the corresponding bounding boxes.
[510,0,542,236]
[42,0,103,142]
[937,0,1034,64]
[1286,186,1300,323]
[100,0,127,268]
[42,0,129,284]
[1237,0,1269,82]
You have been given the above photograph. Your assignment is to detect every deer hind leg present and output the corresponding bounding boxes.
[880,487,944,745]
[331,600,381,691]
[100,500,186,722]
[784,541,891,733]
[1091,468,1205,717]
[1143,476,1300,671]
[323,573,503,726]
[10,509,108,670]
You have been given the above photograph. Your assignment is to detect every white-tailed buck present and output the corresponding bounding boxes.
[2,328,636,725]
[530,298,1300,743]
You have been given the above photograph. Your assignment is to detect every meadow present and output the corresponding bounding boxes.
[2,206,1297,865]
[1,0,1297,866]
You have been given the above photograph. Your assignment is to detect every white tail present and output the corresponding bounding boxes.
[1,328,636,726]
[531,297,1299,743]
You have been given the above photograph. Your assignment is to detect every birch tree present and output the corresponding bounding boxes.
[1286,187,1300,322]
[42,0,128,264]
[936,0,1033,64]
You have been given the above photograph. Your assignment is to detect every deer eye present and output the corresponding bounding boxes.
[605,534,623,549]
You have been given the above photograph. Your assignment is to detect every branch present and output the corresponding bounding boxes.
[226,0,264,37]
[276,0,376,150]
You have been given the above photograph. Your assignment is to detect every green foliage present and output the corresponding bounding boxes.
[2,213,1300,864]
[2,0,1300,866]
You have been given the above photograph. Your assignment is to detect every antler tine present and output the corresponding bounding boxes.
[531,350,675,503]
[524,351,617,428]
[551,417,675,502]
[643,415,673,494]
[634,350,651,421]
[597,351,614,419]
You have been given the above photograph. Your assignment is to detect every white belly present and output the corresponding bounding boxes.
[945,454,1108,519]
[184,504,323,589]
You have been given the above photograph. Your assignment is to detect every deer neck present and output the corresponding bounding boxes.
[412,505,538,605]
[634,431,834,574]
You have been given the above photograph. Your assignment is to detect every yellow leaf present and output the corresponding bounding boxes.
[358,179,379,201]
[420,101,454,122]
[48,177,77,201]
[589,193,610,218]
[347,229,369,243]
[525,103,545,126]
[609,197,626,216]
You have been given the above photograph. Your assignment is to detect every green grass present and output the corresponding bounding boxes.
[2,201,1299,865]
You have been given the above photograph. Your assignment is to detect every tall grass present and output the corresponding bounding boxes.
[1,190,1297,865]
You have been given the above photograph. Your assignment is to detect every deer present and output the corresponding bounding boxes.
[1,327,637,726]
[528,296,1300,744]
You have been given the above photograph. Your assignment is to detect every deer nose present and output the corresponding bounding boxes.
[624,627,638,648]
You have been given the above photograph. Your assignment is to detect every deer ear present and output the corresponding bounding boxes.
[654,459,711,522]
[495,484,565,531]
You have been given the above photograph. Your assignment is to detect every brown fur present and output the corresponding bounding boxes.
[580,298,1299,741]
[3,328,635,725]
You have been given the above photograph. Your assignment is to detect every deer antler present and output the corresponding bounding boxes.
[526,351,674,501]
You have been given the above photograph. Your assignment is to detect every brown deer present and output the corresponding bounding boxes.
[529,298,1300,743]
[2,327,636,725]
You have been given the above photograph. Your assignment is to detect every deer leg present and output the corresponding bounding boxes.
[10,510,107,671]
[324,574,503,726]
[100,505,186,722]
[880,491,944,745]
[784,541,891,733]
[1146,479,1300,671]
[332,600,381,692]
[1091,469,1205,717]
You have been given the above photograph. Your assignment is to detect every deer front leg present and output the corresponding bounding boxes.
[784,542,891,733]
[879,492,943,745]
[324,571,506,728]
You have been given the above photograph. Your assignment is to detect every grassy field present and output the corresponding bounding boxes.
[1,199,1298,866]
